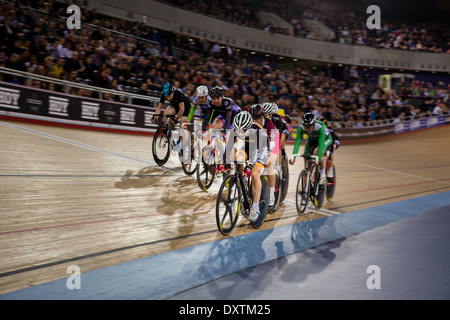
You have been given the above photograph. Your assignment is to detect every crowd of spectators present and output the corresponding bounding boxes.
[0,0,448,128]
[161,0,450,53]
[300,1,450,53]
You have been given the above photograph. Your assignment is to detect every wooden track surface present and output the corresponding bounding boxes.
[1,120,449,295]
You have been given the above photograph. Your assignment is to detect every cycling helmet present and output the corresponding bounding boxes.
[233,111,252,130]
[163,82,174,97]
[262,102,277,115]
[302,112,316,127]
[249,104,264,119]
[319,116,327,125]
[195,85,208,97]
[271,103,279,114]
[209,86,224,97]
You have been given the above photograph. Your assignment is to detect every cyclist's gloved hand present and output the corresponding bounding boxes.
[289,158,295,165]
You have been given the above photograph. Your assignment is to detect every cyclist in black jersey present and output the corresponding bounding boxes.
[202,86,241,132]
[233,105,271,222]
[271,107,290,165]
[262,102,280,206]
[152,82,191,125]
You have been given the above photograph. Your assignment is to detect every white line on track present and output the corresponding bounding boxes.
[355,162,450,185]
[0,120,182,175]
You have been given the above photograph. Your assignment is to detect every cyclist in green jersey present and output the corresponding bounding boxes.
[289,112,333,184]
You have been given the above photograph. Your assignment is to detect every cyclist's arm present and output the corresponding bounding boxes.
[224,109,233,130]
[292,125,304,155]
[186,104,196,123]
[202,109,213,131]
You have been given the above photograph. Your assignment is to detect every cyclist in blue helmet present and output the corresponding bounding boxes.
[152,82,191,124]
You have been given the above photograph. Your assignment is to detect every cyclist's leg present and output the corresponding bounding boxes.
[251,163,264,207]
[328,141,340,176]
[164,106,176,127]
[266,152,277,205]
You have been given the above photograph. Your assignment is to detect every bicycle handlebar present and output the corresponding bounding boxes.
[290,153,319,164]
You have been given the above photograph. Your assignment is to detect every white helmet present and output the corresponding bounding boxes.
[195,85,208,97]
[233,111,252,130]
[262,102,277,115]
[271,102,278,114]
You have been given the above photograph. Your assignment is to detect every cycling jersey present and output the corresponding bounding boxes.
[235,122,270,168]
[327,126,341,154]
[202,97,241,131]
[271,112,290,137]
[187,95,211,122]
[263,117,280,156]
[293,120,332,161]
[159,89,191,117]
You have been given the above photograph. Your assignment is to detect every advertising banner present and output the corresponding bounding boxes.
[0,82,158,130]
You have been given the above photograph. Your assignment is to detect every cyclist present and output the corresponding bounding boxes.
[203,86,241,172]
[271,107,290,164]
[262,102,280,206]
[289,112,333,184]
[152,82,192,125]
[202,86,241,132]
[233,105,271,222]
[187,85,210,124]
[319,116,340,180]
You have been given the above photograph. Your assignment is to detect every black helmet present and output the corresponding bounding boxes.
[209,86,224,97]
[319,116,327,125]
[302,112,316,127]
[249,104,264,119]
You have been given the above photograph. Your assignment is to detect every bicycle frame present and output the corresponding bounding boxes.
[291,153,322,214]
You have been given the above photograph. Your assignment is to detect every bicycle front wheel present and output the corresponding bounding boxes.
[152,128,170,166]
[216,175,242,235]
[312,167,325,210]
[196,145,216,191]
[181,138,200,176]
[296,169,309,215]
[251,175,270,229]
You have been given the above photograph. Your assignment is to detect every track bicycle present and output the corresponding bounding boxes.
[196,132,227,191]
[290,153,325,215]
[152,114,196,174]
[216,161,270,235]
[179,122,201,176]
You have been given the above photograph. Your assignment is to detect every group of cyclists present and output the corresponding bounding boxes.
[152,81,340,222]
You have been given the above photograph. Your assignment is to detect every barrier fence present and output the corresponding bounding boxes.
[1,77,448,142]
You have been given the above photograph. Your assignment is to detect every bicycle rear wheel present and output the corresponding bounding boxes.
[280,155,289,202]
[326,165,336,201]
[152,128,170,166]
[268,167,281,214]
[216,175,242,235]
[296,169,309,215]
[196,145,216,191]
